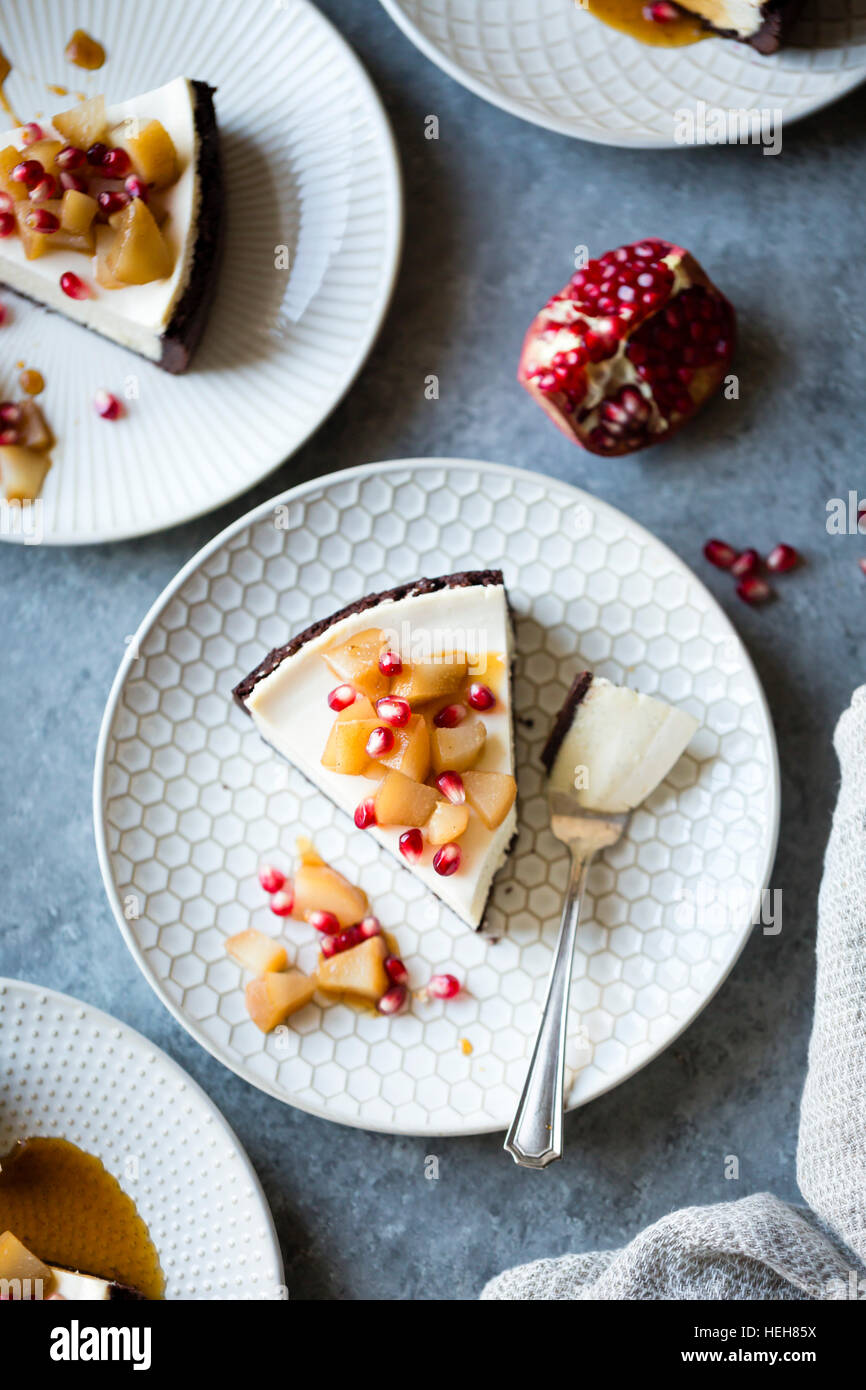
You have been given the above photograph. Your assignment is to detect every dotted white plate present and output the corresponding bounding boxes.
[0,0,401,544]
[0,977,284,1299]
[94,458,780,1137]
[379,0,866,147]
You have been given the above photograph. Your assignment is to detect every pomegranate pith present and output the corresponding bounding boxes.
[518,239,735,456]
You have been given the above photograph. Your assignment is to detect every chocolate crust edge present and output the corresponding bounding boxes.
[540,671,594,775]
[159,80,223,374]
[232,569,506,709]
[696,0,802,53]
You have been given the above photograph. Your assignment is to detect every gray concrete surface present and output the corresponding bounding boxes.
[2,1,864,1300]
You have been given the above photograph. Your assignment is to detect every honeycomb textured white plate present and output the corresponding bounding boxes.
[379,0,866,146]
[0,0,401,544]
[0,977,284,1299]
[95,459,779,1137]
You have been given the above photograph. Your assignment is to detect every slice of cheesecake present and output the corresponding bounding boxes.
[542,672,698,814]
[676,0,798,51]
[234,571,518,933]
[0,76,222,372]
[0,1231,145,1300]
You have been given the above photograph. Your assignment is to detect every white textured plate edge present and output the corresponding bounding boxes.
[1,0,404,547]
[377,0,866,148]
[0,974,285,1298]
[93,456,781,1137]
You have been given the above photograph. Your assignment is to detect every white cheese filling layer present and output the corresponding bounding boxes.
[548,676,698,814]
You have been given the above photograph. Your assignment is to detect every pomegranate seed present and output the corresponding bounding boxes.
[0,402,21,425]
[378,650,403,677]
[436,771,465,804]
[858,502,866,533]
[375,696,411,727]
[56,145,87,171]
[358,915,382,938]
[467,682,495,711]
[433,843,461,877]
[327,684,356,711]
[0,305,5,325]
[59,171,87,193]
[737,576,772,605]
[859,559,866,577]
[399,828,423,863]
[102,147,131,178]
[94,389,122,420]
[354,798,377,829]
[339,924,364,951]
[385,956,408,985]
[12,159,44,189]
[320,934,340,958]
[98,190,130,217]
[87,142,109,167]
[60,271,90,301]
[378,984,407,1015]
[428,973,461,1000]
[366,725,395,759]
[703,539,737,570]
[731,548,761,578]
[643,1,680,18]
[0,428,19,446]
[433,703,466,729]
[124,174,149,202]
[26,208,59,233]
[0,212,14,238]
[30,175,58,203]
[0,191,12,213]
[270,888,295,917]
[308,909,340,935]
[258,863,285,894]
[21,122,44,145]
[766,543,800,574]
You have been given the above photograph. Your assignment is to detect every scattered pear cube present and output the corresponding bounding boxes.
[0,445,51,502]
[0,145,27,200]
[391,655,467,704]
[427,801,470,845]
[0,1232,53,1289]
[52,94,108,149]
[334,718,381,776]
[246,970,316,1032]
[111,117,179,188]
[431,719,486,774]
[226,929,288,974]
[462,770,517,829]
[25,139,63,176]
[61,188,98,236]
[104,197,174,284]
[317,934,389,1001]
[322,628,388,700]
[321,695,376,769]
[293,863,368,929]
[373,769,437,827]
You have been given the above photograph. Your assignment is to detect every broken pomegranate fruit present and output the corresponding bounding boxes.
[518,239,735,456]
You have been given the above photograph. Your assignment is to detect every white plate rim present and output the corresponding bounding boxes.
[0,0,404,547]
[0,973,284,1297]
[377,0,866,149]
[93,456,781,1137]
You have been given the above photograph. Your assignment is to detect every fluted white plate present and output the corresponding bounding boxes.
[0,0,401,544]
[379,0,866,146]
[94,459,779,1137]
[0,977,284,1299]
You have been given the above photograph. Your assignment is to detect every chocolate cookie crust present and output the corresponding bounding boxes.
[540,671,594,774]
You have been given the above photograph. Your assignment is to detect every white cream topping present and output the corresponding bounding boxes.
[0,77,199,360]
[49,1266,113,1300]
[245,584,516,931]
[548,676,698,814]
